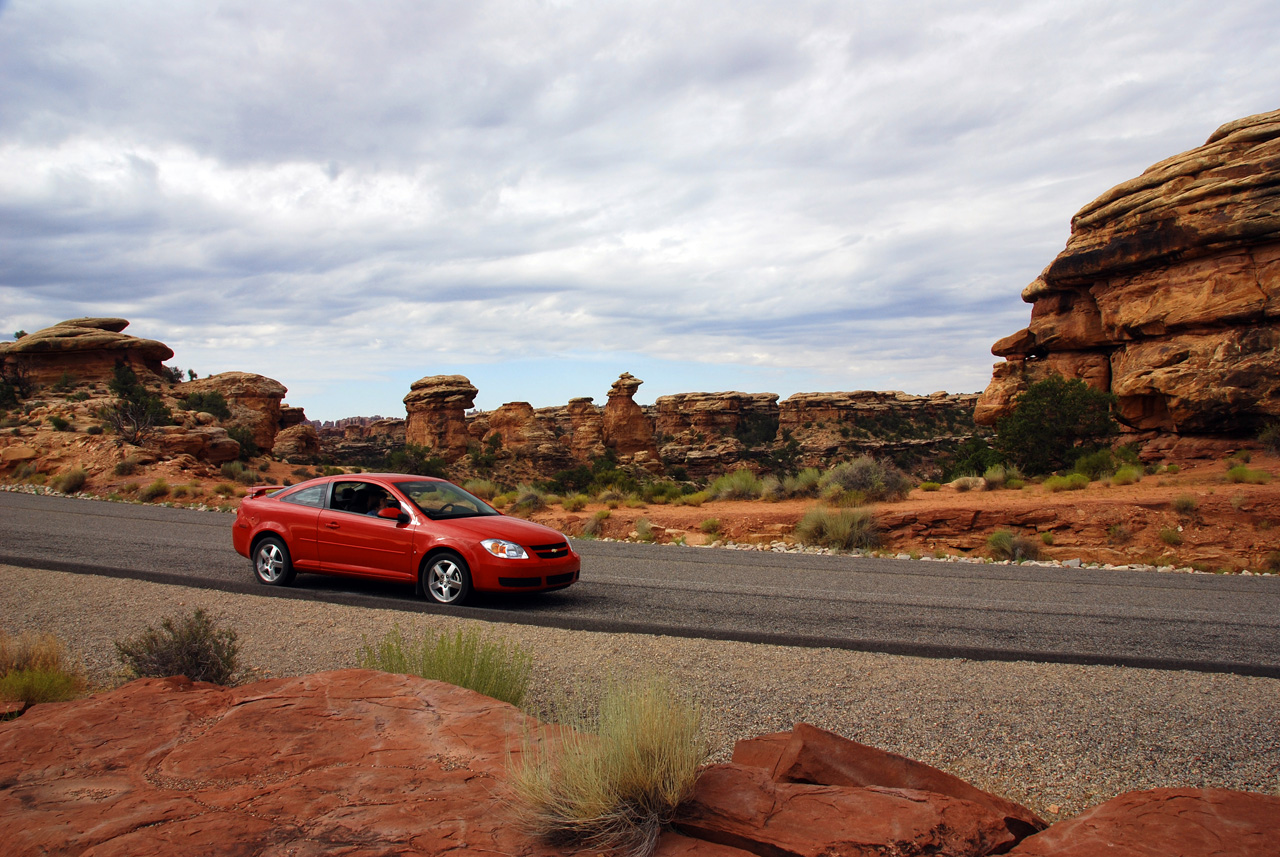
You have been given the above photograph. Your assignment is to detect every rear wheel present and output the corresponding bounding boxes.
[253,536,296,586]
[422,551,472,605]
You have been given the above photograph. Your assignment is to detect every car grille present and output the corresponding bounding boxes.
[546,572,577,586]
[499,576,542,588]
[531,542,571,559]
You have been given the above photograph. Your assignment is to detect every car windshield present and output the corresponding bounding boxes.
[394,480,500,520]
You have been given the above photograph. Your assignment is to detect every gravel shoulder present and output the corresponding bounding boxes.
[3,562,1278,820]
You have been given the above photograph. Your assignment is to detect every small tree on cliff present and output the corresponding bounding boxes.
[994,376,1117,475]
[102,360,171,446]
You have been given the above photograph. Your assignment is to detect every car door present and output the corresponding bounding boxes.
[316,480,418,579]
[271,483,327,570]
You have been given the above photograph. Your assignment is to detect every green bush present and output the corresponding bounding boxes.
[1172,494,1198,515]
[1043,473,1089,493]
[100,360,171,445]
[698,518,721,536]
[672,491,708,507]
[358,625,531,707]
[0,668,85,708]
[781,467,823,497]
[54,467,87,494]
[918,481,941,492]
[463,479,500,500]
[137,478,170,502]
[1110,465,1142,486]
[1073,449,1118,481]
[707,468,764,501]
[509,676,708,857]
[114,457,141,476]
[634,519,656,542]
[226,425,260,461]
[951,476,984,493]
[47,414,72,432]
[562,494,589,512]
[1226,465,1271,484]
[1159,528,1183,546]
[987,530,1042,562]
[996,376,1117,475]
[795,506,879,550]
[1259,423,1280,455]
[114,609,240,685]
[819,457,912,503]
[177,390,231,420]
[510,486,548,516]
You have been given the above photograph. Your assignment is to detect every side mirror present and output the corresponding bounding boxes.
[377,507,409,524]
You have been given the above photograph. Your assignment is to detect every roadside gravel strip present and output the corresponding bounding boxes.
[3,563,1277,820]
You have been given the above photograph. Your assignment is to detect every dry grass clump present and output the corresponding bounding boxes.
[509,677,709,857]
[115,609,240,685]
[358,625,532,707]
[795,506,879,550]
[706,468,765,500]
[0,629,87,708]
[987,530,1043,562]
[1043,473,1089,493]
[950,476,985,492]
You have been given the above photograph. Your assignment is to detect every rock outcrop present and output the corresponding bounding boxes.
[177,372,289,452]
[271,423,323,462]
[0,318,174,385]
[655,392,779,478]
[403,375,478,456]
[0,672,1272,857]
[977,108,1280,446]
[603,372,661,468]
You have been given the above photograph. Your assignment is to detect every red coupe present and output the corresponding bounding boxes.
[232,473,579,604]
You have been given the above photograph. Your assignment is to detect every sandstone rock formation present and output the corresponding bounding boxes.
[0,672,1271,857]
[154,424,241,464]
[656,392,779,478]
[0,318,174,385]
[403,374,478,456]
[178,372,289,452]
[603,372,662,468]
[271,423,323,462]
[977,108,1280,447]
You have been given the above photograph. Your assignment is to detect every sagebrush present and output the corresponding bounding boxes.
[115,609,240,685]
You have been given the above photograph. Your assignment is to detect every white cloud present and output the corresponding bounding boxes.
[1,0,1278,419]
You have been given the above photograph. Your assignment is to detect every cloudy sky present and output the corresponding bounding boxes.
[1,1,1277,421]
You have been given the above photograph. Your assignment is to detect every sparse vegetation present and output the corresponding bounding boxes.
[1225,465,1271,484]
[995,376,1117,475]
[1159,528,1183,546]
[1110,466,1142,486]
[634,518,656,542]
[795,506,879,550]
[114,609,240,685]
[114,457,142,476]
[707,468,765,501]
[358,625,532,707]
[47,414,72,432]
[987,530,1042,562]
[819,457,912,504]
[0,629,87,709]
[137,478,170,502]
[508,676,708,857]
[1172,494,1199,515]
[54,467,87,494]
[100,360,172,445]
[1043,473,1089,493]
[176,390,232,420]
[918,481,941,492]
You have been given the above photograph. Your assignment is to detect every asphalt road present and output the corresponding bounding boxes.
[3,490,1279,676]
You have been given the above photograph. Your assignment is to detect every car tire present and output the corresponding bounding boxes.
[253,536,296,586]
[423,551,472,605]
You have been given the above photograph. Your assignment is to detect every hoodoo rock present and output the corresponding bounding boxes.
[0,318,174,385]
[602,372,661,468]
[178,372,289,452]
[977,108,1280,445]
[271,423,323,462]
[403,374,478,457]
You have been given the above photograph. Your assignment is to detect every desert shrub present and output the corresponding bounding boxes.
[510,486,548,516]
[634,519,656,543]
[137,478,170,502]
[698,518,721,536]
[49,371,77,392]
[795,506,879,551]
[562,494,589,512]
[1107,524,1133,544]
[226,425,260,461]
[357,625,531,707]
[918,481,941,492]
[86,424,103,435]
[1159,528,1183,546]
[580,513,606,538]
[54,467,87,494]
[819,457,912,503]
[47,414,72,432]
[1043,473,1089,493]
[1172,494,1198,515]
[996,376,1117,475]
[1040,531,1054,545]
[0,630,88,707]
[463,479,500,500]
[1259,423,1280,455]
[1073,448,1118,481]
[672,491,708,507]
[982,464,1009,490]
[213,482,236,497]
[987,530,1042,561]
[176,390,231,420]
[114,457,141,476]
[1006,478,1026,490]
[100,360,171,445]
[509,676,708,857]
[1225,465,1271,484]
[221,461,245,480]
[951,476,984,493]
[707,468,764,501]
[170,485,190,499]
[782,467,823,497]
[1110,466,1142,486]
[114,609,240,685]
[641,482,684,505]
[1165,464,1181,474]
[757,475,786,502]
[0,630,76,675]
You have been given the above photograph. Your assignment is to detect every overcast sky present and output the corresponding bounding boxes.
[1,1,1277,421]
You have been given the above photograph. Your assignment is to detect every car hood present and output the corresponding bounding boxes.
[428,514,571,546]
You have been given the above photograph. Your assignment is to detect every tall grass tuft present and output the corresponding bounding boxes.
[509,676,709,857]
[358,625,532,707]
[706,468,764,500]
[0,629,87,709]
[795,506,879,550]
[987,530,1043,562]
[115,609,240,685]
[819,457,912,503]
[54,466,88,494]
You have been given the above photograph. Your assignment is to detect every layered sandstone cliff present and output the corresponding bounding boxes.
[976,108,1280,446]
[0,317,173,385]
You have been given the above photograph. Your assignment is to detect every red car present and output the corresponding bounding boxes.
[232,473,580,605]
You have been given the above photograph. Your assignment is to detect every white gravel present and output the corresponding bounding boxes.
[2,563,1277,820]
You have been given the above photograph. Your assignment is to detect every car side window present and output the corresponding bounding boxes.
[280,485,325,507]
[330,480,395,515]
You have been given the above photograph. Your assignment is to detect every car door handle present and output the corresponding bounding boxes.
[326,522,341,529]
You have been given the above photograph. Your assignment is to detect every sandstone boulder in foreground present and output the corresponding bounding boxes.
[0,670,1274,856]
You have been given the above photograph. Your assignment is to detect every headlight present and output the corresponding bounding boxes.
[481,539,528,559]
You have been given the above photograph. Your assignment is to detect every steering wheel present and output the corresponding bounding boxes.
[438,503,460,514]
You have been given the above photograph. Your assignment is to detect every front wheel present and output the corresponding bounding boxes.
[422,551,472,605]
[253,536,296,586]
